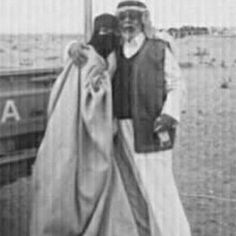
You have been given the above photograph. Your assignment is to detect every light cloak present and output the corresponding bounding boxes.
[30,47,160,236]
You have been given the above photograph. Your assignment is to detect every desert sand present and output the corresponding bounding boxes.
[0,34,236,236]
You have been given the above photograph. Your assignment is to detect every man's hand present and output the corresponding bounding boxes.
[153,114,177,149]
[68,42,89,66]
[153,114,177,133]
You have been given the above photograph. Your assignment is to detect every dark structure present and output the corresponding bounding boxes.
[0,67,62,159]
[168,26,209,38]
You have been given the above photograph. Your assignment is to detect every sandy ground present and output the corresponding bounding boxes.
[0,35,236,236]
[174,66,236,236]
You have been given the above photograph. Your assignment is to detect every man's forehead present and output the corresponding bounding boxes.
[116,0,147,14]
[118,9,143,15]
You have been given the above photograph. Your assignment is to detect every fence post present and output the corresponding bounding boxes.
[84,0,93,42]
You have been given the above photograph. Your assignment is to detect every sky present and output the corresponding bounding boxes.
[0,0,236,34]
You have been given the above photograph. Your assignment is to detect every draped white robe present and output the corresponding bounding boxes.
[30,46,161,236]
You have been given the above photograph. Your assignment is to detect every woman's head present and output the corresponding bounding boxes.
[89,14,120,59]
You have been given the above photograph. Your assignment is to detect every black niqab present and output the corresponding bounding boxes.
[89,14,120,59]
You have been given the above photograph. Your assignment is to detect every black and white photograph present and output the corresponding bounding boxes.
[0,0,236,235]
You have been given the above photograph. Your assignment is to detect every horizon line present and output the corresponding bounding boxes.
[1,25,236,35]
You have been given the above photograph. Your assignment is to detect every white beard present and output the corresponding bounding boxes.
[122,31,133,42]
[122,28,142,42]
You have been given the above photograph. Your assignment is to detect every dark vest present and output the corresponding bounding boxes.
[113,38,168,153]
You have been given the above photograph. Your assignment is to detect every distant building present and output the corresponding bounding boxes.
[168,26,209,38]
[167,28,180,38]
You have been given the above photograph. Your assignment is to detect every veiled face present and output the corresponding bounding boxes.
[89,24,121,59]
[118,10,143,40]
[97,26,120,36]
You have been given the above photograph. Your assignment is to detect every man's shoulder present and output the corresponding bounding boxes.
[146,30,177,55]
[145,38,168,57]
[147,38,169,49]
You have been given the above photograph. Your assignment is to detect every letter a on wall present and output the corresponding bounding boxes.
[1,100,21,123]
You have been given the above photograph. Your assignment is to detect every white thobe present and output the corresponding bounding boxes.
[119,32,191,236]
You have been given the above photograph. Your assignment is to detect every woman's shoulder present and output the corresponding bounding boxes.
[84,45,107,69]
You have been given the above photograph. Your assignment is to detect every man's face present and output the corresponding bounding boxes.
[118,10,143,40]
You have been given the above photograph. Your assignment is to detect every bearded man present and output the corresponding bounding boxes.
[112,1,191,236]
[31,14,156,236]
[67,1,191,235]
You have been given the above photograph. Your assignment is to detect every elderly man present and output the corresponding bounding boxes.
[112,1,191,236]
[67,1,191,235]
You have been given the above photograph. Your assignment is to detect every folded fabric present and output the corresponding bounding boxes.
[30,46,160,236]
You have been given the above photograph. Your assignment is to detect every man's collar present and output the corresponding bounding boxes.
[123,32,146,58]
[122,32,146,58]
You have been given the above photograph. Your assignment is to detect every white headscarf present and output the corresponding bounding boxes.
[116,0,177,55]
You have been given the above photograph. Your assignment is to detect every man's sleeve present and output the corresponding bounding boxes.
[152,30,178,56]
[161,48,186,122]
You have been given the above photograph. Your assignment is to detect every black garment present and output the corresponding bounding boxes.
[112,48,134,119]
[89,34,120,59]
[93,14,119,34]
[113,38,174,153]
[89,14,120,59]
